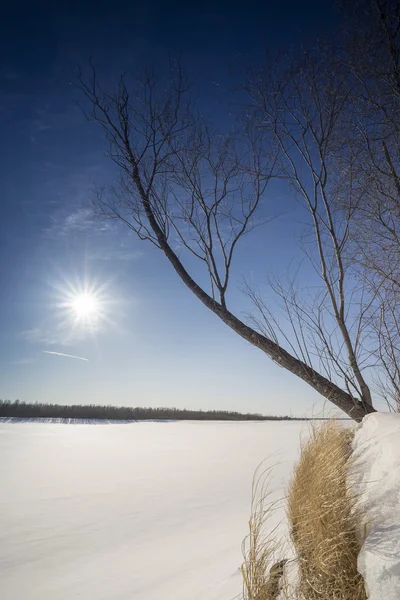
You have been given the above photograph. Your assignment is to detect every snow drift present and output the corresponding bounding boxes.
[350,412,400,600]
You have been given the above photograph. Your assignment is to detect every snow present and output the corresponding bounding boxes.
[350,412,400,600]
[0,420,305,600]
[5,415,396,600]
[0,417,175,424]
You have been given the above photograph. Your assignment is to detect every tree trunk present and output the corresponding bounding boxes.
[214,307,375,422]
[155,230,375,421]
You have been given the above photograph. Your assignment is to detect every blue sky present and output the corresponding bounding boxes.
[0,0,337,415]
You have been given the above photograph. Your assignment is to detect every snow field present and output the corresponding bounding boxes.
[0,420,304,600]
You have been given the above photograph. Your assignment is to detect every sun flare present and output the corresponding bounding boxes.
[70,293,99,319]
[57,280,109,334]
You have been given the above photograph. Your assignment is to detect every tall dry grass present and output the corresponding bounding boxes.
[241,463,289,600]
[242,420,367,600]
[288,420,366,599]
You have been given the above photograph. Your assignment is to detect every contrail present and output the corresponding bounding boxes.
[43,351,89,362]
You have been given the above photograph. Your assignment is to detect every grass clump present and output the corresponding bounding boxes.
[287,420,366,600]
[242,420,367,600]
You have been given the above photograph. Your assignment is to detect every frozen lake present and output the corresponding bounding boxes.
[0,421,306,600]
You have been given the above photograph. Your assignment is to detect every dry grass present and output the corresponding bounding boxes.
[241,420,367,600]
[287,420,366,600]
[241,463,288,600]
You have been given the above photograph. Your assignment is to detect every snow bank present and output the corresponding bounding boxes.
[350,413,400,600]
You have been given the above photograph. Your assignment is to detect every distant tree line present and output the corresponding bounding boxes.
[0,400,308,421]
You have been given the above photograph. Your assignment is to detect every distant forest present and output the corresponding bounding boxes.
[0,400,306,421]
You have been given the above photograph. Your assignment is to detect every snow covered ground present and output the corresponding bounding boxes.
[0,420,305,600]
[3,416,398,600]
[350,413,400,600]
[0,417,175,424]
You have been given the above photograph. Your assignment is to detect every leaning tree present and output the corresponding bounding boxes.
[78,0,399,420]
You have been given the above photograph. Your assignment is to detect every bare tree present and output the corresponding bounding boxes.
[334,0,400,407]
[78,55,378,421]
[338,0,400,283]
[244,44,377,412]
[243,0,400,414]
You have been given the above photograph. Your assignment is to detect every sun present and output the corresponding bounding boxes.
[51,276,113,343]
[71,293,99,319]
[58,281,108,332]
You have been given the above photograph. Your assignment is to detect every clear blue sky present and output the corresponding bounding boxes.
[0,0,337,415]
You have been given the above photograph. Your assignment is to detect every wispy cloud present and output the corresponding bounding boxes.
[44,207,96,236]
[62,208,102,233]
[20,327,61,345]
[45,206,143,261]
[43,350,89,362]
[19,326,85,347]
